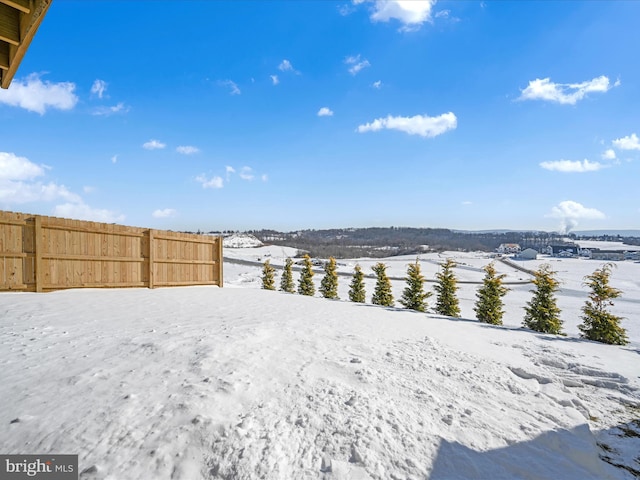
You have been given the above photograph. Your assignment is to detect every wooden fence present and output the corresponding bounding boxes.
[0,211,223,292]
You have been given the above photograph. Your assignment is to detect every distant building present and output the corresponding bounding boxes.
[497,243,521,254]
[547,245,579,258]
[590,250,625,261]
[517,248,538,260]
[578,248,592,258]
[625,251,640,261]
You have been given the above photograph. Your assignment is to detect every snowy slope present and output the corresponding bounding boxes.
[1,286,638,480]
[222,234,264,248]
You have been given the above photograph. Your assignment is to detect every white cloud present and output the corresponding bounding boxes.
[0,181,81,204]
[357,112,457,138]
[261,174,269,182]
[91,79,107,99]
[270,75,279,85]
[601,149,617,160]
[279,60,293,71]
[462,201,472,205]
[0,152,82,204]
[152,208,177,218]
[518,75,616,105]
[0,73,78,114]
[239,166,254,181]
[225,166,236,182]
[83,186,95,194]
[111,155,118,164]
[0,152,122,223]
[219,80,241,95]
[546,200,605,233]
[539,159,606,173]
[176,146,200,155]
[338,3,356,16]
[92,102,129,116]
[372,80,382,89]
[143,139,166,150]
[345,55,371,75]
[356,0,437,30]
[54,203,125,223]
[318,107,334,117]
[0,152,45,180]
[612,133,640,151]
[278,60,300,74]
[196,174,224,189]
[435,9,460,23]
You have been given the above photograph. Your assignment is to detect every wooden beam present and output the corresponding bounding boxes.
[0,41,8,69]
[1,0,51,89]
[152,259,218,265]
[0,3,20,46]
[0,251,27,258]
[43,223,145,237]
[40,253,145,263]
[0,0,30,14]
[153,233,217,244]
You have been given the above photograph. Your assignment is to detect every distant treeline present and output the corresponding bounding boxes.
[245,228,572,259]
[179,228,640,259]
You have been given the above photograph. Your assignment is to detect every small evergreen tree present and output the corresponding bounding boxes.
[399,260,431,312]
[320,257,339,299]
[434,258,461,317]
[578,263,628,345]
[523,264,563,334]
[474,263,509,325]
[261,259,276,290]
[280,258,295,293]
[297,254,315,296]
[371,262,394,307]
[348,264,366,303]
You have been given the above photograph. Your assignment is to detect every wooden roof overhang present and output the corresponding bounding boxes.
[0,0,51,89]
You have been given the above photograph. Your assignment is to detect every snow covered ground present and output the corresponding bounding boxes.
[1,242,639,479]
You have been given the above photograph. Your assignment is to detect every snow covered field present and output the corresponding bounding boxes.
[1,243,639,479]
[225,245,640,343]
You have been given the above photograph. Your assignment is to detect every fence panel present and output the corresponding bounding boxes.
[0,212,30,290]
[0,211,222,292]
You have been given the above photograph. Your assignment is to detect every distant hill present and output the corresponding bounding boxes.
[573,230,640,237]
[250,227,570,258]
[453,229,547,234]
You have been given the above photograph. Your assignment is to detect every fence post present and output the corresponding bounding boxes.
[148,229,154,289]
[34,215,43,292]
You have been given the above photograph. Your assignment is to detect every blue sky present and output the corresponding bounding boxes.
[1,0,639,233]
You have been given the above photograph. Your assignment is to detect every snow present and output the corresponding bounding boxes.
[1,249,639,479]
[222,233,264,249]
